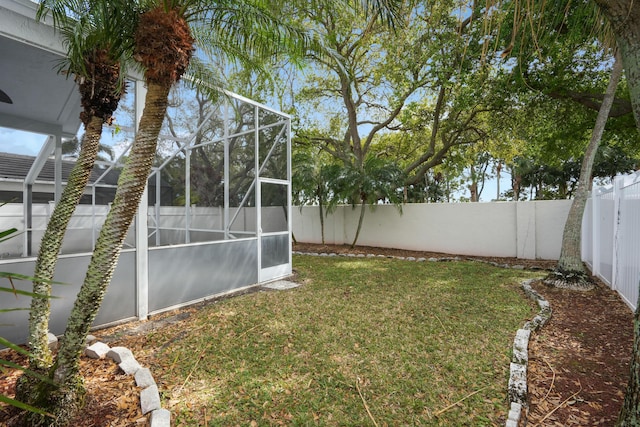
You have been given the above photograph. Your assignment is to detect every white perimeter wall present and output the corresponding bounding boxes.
[292,200,573,260]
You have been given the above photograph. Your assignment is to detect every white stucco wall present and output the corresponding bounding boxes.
[292,200,573,260]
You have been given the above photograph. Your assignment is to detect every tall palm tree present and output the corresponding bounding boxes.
[19,0,133,379]
[334,155,405,248]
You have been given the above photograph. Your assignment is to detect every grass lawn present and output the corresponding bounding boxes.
[147,255,539,426]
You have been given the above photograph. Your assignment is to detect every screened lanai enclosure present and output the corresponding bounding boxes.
[0,0,292,345]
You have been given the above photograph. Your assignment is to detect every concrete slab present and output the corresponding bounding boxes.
[262,280,300,290]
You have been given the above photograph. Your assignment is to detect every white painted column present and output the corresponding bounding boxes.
[23,135,56,256]
[611,175,624,290]
[255,104,262,283]
[592,186,601,278]
[134,80,149,320]
[223,102,231,240]
[185,149,191,244]
[515,202,536,259]
[54,134,62,204]
[287,116,292,265]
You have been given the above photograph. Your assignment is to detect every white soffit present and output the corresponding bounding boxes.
[0,0,82,137]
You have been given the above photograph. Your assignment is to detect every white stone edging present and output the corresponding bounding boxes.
[45,333,170,425]
[292,251,551,271]
[84,339,170,426]
[505,279,552,427]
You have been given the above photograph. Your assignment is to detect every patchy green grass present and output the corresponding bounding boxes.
[148,256,539,426]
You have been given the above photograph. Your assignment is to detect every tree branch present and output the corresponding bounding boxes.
[546,90,633,117]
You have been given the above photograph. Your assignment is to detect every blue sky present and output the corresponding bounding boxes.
[0,128,49,156]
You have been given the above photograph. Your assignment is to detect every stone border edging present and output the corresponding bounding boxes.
[505,279,552,427]
[293,251,553,427]
[46,333,170,425]
[82,337,171,426]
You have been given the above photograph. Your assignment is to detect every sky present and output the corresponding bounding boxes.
[0,128,50,157]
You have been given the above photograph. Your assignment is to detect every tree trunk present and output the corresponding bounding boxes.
[595,0,640,131]
[470,180,478,202]
[618,287,640,426]
[544,51,623,290]
[318,190,325,244]
[24,82,171,426]
[512,171,521,200]
[25,116,103,372]
[350,198,367,248]
[496,162,501,200]
[469,165,479,202]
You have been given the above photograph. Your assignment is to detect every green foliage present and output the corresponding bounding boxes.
[270,0,639,204]
[486,0,638,201]
[0,228,19,245]
[495,75,639,200]
[365,0,635,202]
[333,155,405,207]
[0,228,56,418]
[37,0,136,93]
[292,146,404,244]
[292,147,338,207]
[507,142,639,201]
[289,0,525,205]
[0,227,62,301]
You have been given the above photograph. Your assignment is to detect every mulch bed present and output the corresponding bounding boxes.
[525,280,633,426]
[1,243,635,426]
[0,350,146,426]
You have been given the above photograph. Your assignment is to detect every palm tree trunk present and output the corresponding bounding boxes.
[56,82,169,385]
[25,116,103,372]
[544,51,623,290]
[350,199,367,248]
[21,82,172,425]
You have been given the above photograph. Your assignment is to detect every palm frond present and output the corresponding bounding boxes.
[192,0,312,67]
[182,56,226,103]
[358,0,403,29]
[0,395,53,417]
[37,0,137,87]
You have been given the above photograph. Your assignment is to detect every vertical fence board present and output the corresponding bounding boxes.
[585,172,640,310]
